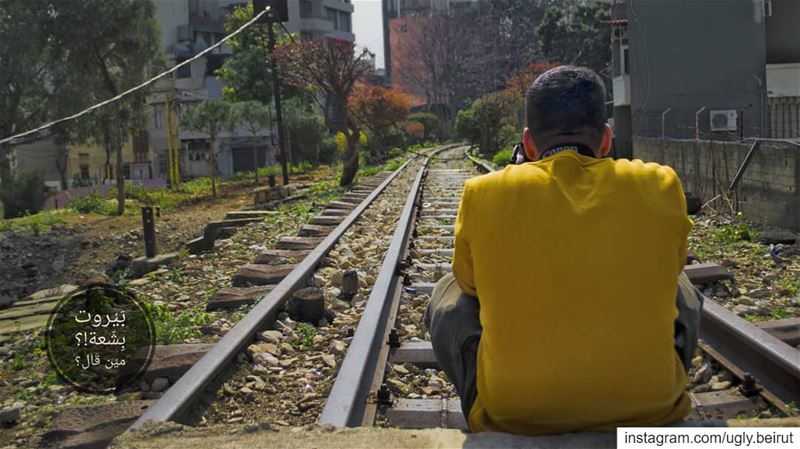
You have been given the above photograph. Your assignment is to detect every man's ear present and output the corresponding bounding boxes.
[598,123,613,157]
[522,128,539,161]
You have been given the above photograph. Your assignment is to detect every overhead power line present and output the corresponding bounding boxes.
[0,5,271,146]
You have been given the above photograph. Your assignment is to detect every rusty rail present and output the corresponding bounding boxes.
[318,147,454,426]
[126,146,457,431]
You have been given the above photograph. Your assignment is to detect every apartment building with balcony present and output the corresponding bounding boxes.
[609,0,800,230]
[609,0,800,158]
[147,0,355,181]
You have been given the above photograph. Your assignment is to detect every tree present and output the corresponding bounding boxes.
[457,91,517,157]
[216,3,292,103]
[47,0,162,214]
[282,97,329,167]
[404,122,425,144]
[181,100,237,198]
[276,39,372,186]
[391,0,548,128]
[231,101,270,184]
[0,0,54,179]
[536,2,611,75]
[408,112,440,141]
[351,84,411,162]
[504,61,561,127]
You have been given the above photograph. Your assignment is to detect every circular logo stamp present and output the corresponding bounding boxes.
[45,283,156,394]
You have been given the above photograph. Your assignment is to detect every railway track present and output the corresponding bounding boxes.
[317,148,800,430]
[109,145,799,443]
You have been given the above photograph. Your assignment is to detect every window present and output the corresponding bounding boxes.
[300,0,312,18]
[133,131,149,163]
[176,58,192,78]
[339,11,351,32]
[621,44,629,75]
[325,7,338,29]
[153,104,164,129]
[79,153,90,180]
[205,54,225,76]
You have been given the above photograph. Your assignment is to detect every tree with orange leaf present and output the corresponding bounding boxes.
[505,61,561,127]
[351,83,411,162]
[275,38,372,186]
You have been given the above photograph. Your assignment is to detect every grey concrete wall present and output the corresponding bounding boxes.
[633,137,799,231]
[612,105,633,159]
[628,0,768,139]
[766,0,800,64]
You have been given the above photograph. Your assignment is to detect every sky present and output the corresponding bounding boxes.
[352,0,385,69]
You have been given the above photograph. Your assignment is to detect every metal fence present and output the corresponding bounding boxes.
[632,99,800,141]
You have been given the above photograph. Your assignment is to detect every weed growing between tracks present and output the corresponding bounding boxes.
[689,212,800,322]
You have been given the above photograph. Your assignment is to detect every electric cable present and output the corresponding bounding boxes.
[0,5,272,146]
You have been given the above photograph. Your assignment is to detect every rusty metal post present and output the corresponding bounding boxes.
[141,206,157,258]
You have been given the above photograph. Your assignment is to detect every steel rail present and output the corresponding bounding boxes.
[126,146,453,431]
[464,149,494,173]
[465,151,800,408]
[699,300,800,408]
[322,148,800,428]
[318,147,452,426]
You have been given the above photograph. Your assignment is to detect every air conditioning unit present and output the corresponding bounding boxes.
[613,26,627,41]
[200,152,208,160]
[709,110,738,132]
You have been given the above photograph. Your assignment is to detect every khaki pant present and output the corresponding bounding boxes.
[423,272,703,425]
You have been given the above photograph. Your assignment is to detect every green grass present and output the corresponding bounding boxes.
[294,322,317,348]
[0,209,71,234]
[146,302,214,345]
[358,166,384,177]
[710,221,756,244]
[785,401,799,417]
[745,307,792,323]
[68,192,116,215]
[777,278,800,296]
[386,159,403,171]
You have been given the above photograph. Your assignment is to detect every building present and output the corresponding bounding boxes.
[382,0,474,92]
[148,0,355,181]
[4,0,355,195]
[283,0,354,41]
[609,0,800,230]
[610,0,799,156]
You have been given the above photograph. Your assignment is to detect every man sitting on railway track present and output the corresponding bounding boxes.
[425,65,703,435]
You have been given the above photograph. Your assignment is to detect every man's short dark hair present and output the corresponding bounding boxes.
[526,66,606,146]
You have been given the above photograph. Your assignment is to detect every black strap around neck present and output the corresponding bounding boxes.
[541,144,596,160]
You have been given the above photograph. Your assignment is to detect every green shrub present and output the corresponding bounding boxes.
[386,159,403,171]
[0,171,46,218]
[388,147,404,159]
[712,221,755,243]
[492,148,513,168]
[68,193,113,215]
[409,112,440,140]
[146,302,213,345]
[294,322,316,348]
[358,165,383,177]
[178,177,213,194]
[318,137,339,165]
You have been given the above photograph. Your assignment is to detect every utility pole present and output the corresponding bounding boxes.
[165,86,181,189]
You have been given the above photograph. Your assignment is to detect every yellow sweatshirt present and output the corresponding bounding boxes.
[452,151,692,434]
